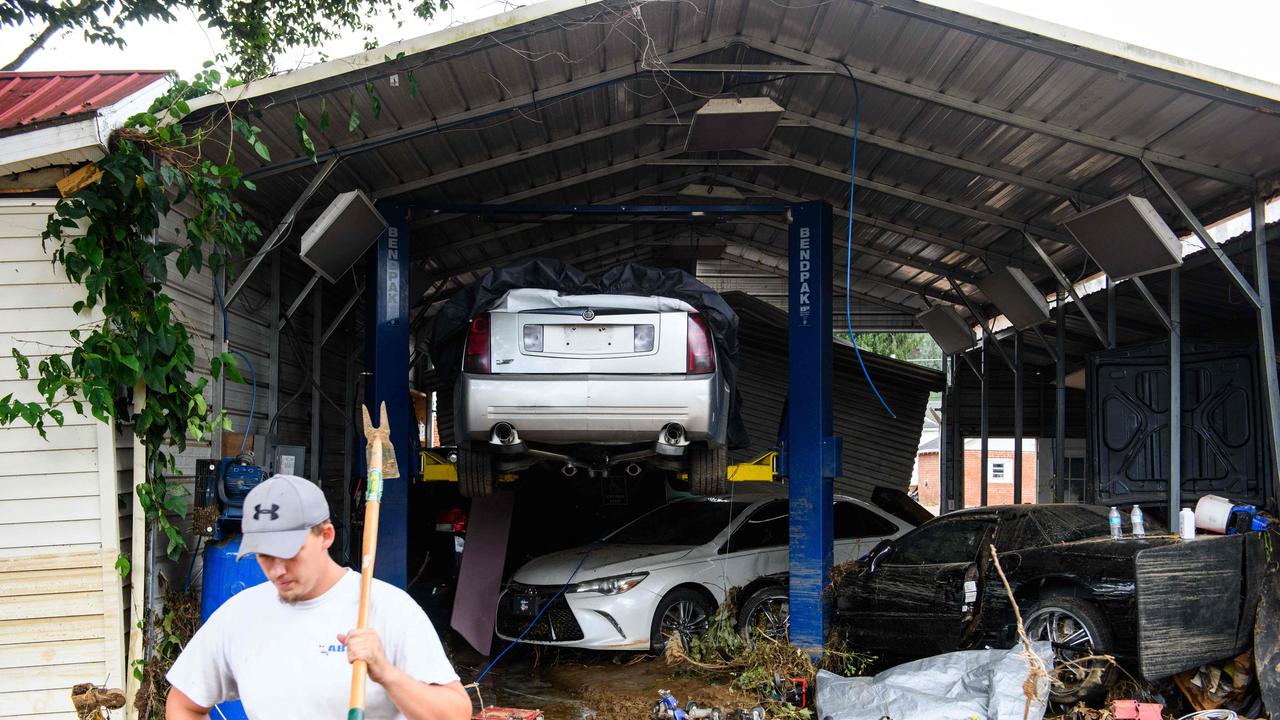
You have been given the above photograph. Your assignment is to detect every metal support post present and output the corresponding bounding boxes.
[1014,331,1024,504]
[277,273,323,332]
[1254,195,1280,508]
[1106,278,1117,348]
[980,335,989,506]
[947,277,1015,371]
[212,268,226,459]
[1170,270,1182,529]
[310,291,322,480]
[265,254,281,469]
[364,201,411,588]
[1054,300,1066,502]
[1024,233,1110,347]
[1141,159,1261,310]
[786,201,838,658]
[940,354,957,514]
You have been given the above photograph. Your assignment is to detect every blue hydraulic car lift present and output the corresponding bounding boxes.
[367,199,839,654]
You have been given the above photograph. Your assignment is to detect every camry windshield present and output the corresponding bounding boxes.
[605,499,753,545]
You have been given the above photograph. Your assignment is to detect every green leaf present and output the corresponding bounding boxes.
[294,111,317,162]
[408,70,419,98]
[348,94,360,132]
[365,82,381,119]
[115,552,131,579]
[48,409,64,426]
[319,97,330,131]
[210,355,222,380]
[11,349,29,380]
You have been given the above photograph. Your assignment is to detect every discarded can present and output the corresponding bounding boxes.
[1109,506,1123,539]
[1131,505,1146,538]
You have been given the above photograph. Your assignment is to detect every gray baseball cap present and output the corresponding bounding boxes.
[237,474,330,560]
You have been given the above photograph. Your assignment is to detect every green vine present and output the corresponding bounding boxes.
[0,65,264,561]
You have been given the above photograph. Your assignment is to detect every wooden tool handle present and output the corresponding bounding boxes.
[348,427,384,718]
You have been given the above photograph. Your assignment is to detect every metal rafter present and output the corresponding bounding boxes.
[778,111,1108,207]
[720,244,925,316]
[417,173,705,259]
[700,44,1254,186]
[743,148,1076,243]
[415,146,686,228]
[372,102,700,200]
[244,37,737,181]
[710,175,1032,270]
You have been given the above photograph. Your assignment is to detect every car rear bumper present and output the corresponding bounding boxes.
[459,373,726,445]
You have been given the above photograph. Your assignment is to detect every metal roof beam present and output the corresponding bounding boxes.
[416,146,685,228]
[744,148,1076,243]
[416,172,704,257]
[720,244,924,315]
[710,175,1030,270]
[714,43,1255,186]
[723,231,962,305]
[373,102,700,200]
[779,111,1108,207]
[749,216,982,285]
[947,277,1015,372]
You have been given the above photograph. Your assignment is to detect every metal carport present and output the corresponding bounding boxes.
[181,0,1280,654]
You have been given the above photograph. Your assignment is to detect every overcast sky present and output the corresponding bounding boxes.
[3,0,1278,86]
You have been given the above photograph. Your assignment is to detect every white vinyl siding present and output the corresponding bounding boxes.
[0,199,125,719]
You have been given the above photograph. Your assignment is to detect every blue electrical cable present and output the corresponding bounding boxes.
[842,68,896,419]
[473,547,593,683]
[212,274,259,456]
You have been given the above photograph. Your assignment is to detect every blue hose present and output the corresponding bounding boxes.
[843,70,896,419]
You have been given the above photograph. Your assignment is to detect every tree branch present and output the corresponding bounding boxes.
[3,21,59,71]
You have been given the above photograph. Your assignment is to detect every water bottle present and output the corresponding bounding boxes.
[1131,505,1146,538]
[1109,506,1123,539]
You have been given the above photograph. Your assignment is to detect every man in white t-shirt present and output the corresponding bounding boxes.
[166,474,472,720]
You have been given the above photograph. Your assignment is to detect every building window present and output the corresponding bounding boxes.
[988,460,1011,483]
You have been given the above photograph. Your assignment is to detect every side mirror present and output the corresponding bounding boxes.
[865,539,892,573]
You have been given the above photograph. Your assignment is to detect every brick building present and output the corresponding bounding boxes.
[914,437,1037,514]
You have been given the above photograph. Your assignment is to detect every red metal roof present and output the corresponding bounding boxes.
[0,70,169,132]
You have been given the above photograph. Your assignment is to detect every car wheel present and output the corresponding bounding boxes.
[738,585,789,644]
[651,588,714,652]
[689,443,728,496]
[457,447,495,498]
[1023,594,1114,704]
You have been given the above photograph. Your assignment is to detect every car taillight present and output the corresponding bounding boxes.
[634,324,655,352]
[523,323,543,352]
[435,508,468,534]
[686,313,716,374]
[464,313,491,374]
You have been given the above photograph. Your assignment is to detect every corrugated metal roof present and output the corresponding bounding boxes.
[0,70,169,132]
[184,0,1280,332]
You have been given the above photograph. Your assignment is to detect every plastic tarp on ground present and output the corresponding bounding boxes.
[816,642,1054,720]
[429,259,748,448]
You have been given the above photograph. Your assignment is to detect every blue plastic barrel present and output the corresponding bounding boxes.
[200,535,267,720]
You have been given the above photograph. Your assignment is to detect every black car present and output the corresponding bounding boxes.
[835,504,1179,703]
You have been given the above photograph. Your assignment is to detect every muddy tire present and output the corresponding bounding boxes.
[689,443,728,496]
[457,447,495,498]
[1023,593,1114,705]
[737,585,789,644]
[651,588,715,652]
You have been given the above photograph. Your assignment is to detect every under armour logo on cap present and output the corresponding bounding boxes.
[253,503,280,521]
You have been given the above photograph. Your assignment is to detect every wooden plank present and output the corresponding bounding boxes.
[0,566,101,597]
[0,550,101,574]
[0,425,97,453]
[0,521,100,551]
[0,591,103,622]
[0,473,97,501]
[0,615,105,645]
[0,449,98,478]
[0,284,80,310]
[0,637,103,669]
[0,262,68,287]
[0,544,100,560]
[1,686,82,715]
[0,661,105,693]
[0,308,88,334]
[0,496,99,526]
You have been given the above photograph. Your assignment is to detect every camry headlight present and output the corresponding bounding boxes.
[567,572,648,595]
